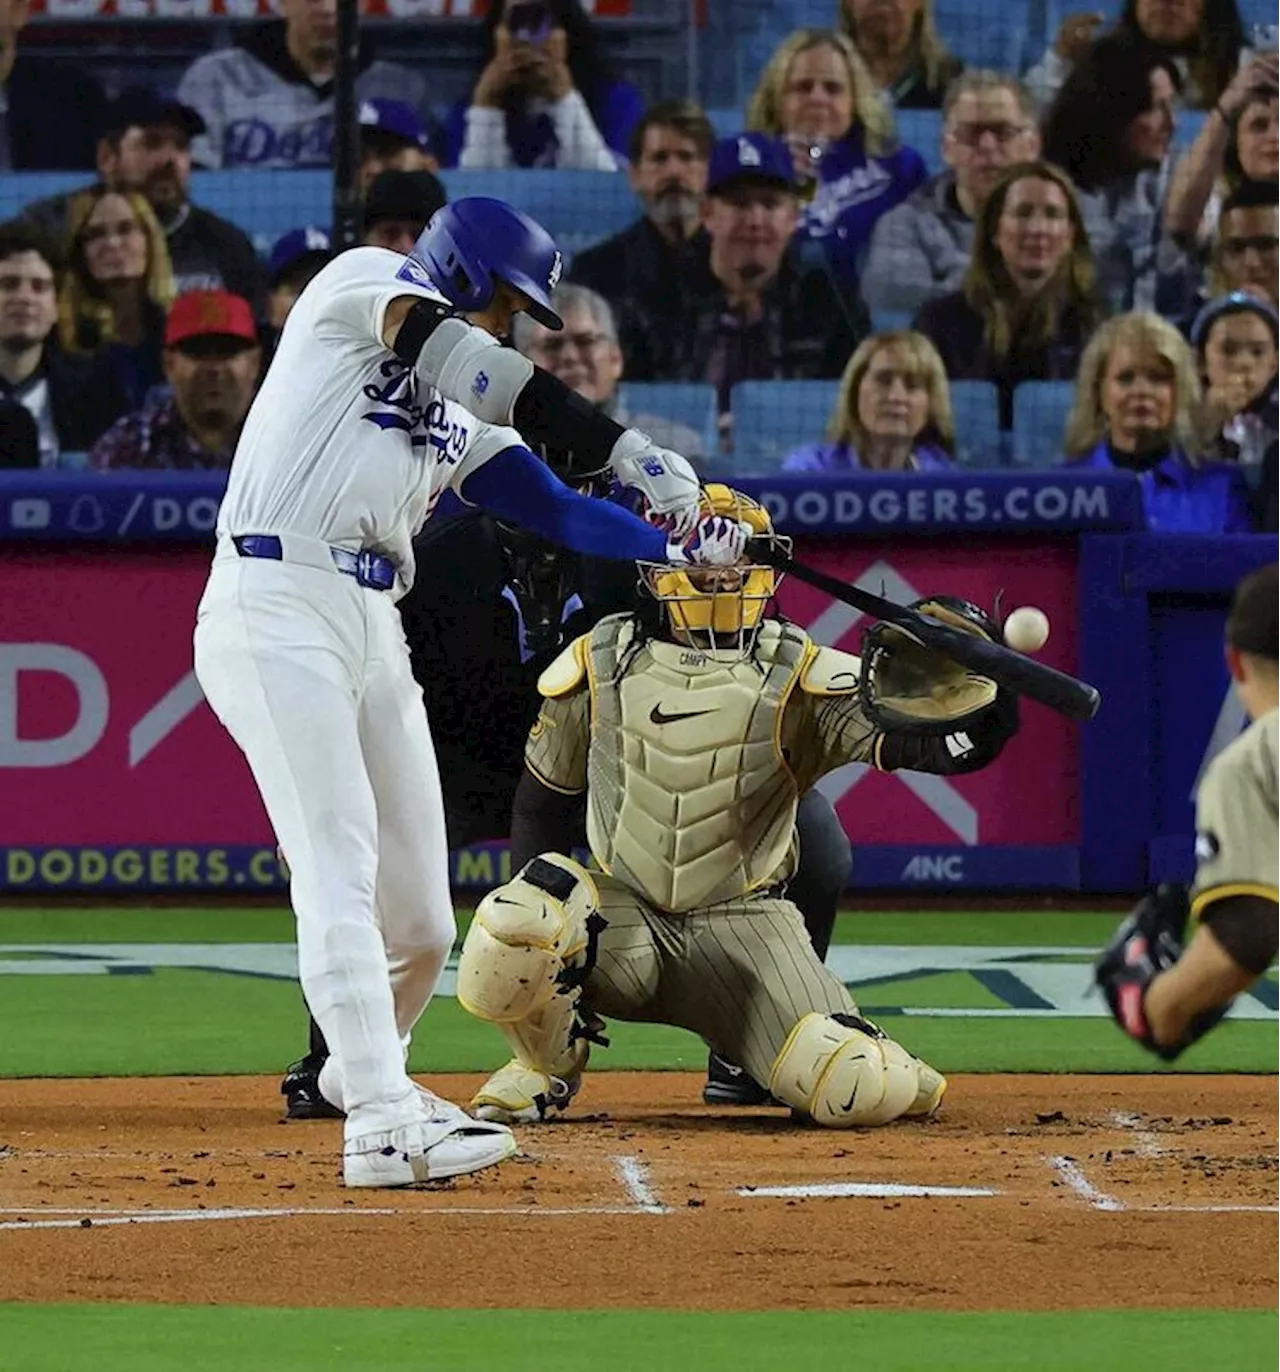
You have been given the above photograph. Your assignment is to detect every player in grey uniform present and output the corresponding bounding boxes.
[1098,563,1278,1059]
[452,487,1022,1128]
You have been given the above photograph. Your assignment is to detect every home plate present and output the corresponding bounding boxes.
[738,1182,1000,1199]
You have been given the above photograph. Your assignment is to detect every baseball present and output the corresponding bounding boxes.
[1004,606,1050,653]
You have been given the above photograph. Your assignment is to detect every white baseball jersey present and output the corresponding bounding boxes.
[217,246,523,594]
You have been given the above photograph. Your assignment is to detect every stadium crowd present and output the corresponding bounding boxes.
[0,0,1276,533]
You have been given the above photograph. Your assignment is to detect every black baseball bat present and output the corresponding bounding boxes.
[753,541,1101,721]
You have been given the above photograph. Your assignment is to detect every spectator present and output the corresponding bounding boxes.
[783,329,955,472]
[863,70,1042,315]
[1164,55,1279,247]
[747,29,927,293]
[1193,292,1278,467]
[359,97,442,191]
[266,227,332,332]
[837,0,963,109]
[177,0,430,169]
[1028,0,1249,112]
[1041,34,1181,310]
[1207,184,1279,307]
[626,133,868,421]
[361,170,448,255]
[0,0,107,170]
[1063,311,1251,533]
[513,283,709,461]
[91,290,261,472]
[569,100,714,360]
[445,0,642,170]
[914,161,1102,426]
[20,89,266,314]
[0,223,126,466]
[58,187,175,409]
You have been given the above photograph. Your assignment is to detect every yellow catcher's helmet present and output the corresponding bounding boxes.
[642,485,789,643]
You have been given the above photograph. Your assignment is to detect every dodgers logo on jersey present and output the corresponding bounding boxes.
[361,359,469,461]
[396,256,435,288]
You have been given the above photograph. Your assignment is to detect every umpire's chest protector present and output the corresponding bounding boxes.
[584,618,812,913]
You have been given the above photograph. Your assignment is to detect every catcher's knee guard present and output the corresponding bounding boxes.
[458,854,605,1116]
[768,1012,943,1128]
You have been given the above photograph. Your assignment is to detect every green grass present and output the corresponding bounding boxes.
[0,1306,1273,1372]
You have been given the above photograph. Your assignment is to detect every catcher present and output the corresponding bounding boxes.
[455,486,1021,1127]
[1097,563,1278,1060]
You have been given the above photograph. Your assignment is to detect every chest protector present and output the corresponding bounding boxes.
[584,617,813,913]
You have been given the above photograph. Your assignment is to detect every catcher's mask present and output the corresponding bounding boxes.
[638,485,790,650]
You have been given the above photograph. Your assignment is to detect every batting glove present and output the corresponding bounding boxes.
[667,515,751,567]
[609,430,701,541]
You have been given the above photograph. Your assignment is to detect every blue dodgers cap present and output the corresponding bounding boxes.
[706,132,798,195]
[1190,290,1280,348]
[268,227,332,281]
[358,98,432,151]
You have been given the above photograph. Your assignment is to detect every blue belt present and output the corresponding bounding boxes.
[232,534,397,592]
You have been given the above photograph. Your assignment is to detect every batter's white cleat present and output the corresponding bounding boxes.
[343,1103,517,1189]
[471,1059,580,1124]
[319,1058,477,1126]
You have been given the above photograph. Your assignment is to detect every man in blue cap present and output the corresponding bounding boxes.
[194,195,728,1189]
[359,97,443,191]
[265,227,334,335]
[623,132,868,421]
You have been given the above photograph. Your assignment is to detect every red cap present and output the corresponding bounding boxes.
[165,290,258,348]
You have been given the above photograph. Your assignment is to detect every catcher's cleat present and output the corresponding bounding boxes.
[471,1059,580,1124]
[281,1054,345,1120]
[905,1061,948,1117]
[702,1051,773,1107]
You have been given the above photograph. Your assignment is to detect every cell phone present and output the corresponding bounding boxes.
[507,1,553,44]
[1252,22,1280,55]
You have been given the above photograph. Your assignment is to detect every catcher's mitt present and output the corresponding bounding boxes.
[860,595,1003,735]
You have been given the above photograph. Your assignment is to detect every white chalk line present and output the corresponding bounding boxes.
[0,1203,643,1232]
[739,1182,999,1199]
[610,1155,668,1214]
[1047,1155,1125,1211]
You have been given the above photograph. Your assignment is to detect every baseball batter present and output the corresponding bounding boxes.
[1098,563,1278,1058]
[455,487,1022,1128]
[193,197,746,1188]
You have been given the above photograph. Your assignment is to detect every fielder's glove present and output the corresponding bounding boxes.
[668,514,752,567]
[1094,884,1229,1061]
[609,429,701,541]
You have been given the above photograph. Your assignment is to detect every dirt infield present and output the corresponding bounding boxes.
[0,1074,1275,1311]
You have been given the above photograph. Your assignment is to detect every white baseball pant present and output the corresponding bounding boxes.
[193,539,454,1134]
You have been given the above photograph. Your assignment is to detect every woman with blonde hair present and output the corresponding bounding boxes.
[748,28,926,292]
[783,330,955,472]
[1063,310,1251,532]
[838,0,963,109]
[59,185,176,407]
[914,160,1102,426]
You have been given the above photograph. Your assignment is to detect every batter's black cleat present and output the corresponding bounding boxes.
[702,1051,773,1106]
[281,1054,344,1120]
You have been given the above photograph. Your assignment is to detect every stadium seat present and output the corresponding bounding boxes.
[893,110,944,176]
[1171,110,1207,155]
[932,1,1026,75]
[871,310,914,335]
[618,382,719,460]
[729,379,840,469]
[707,107,745,138]
[948,380,1004,468]
[1011,381,1075,468]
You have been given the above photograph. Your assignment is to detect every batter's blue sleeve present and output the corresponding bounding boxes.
[460,446,669,563]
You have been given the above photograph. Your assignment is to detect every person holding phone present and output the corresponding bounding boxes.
[446,0,643,171]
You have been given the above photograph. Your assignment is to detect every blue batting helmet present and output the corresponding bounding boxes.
[411,197,564,331]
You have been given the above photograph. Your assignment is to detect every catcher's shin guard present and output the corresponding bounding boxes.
[458,854,605,1121]
[769,1013,944,1128]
